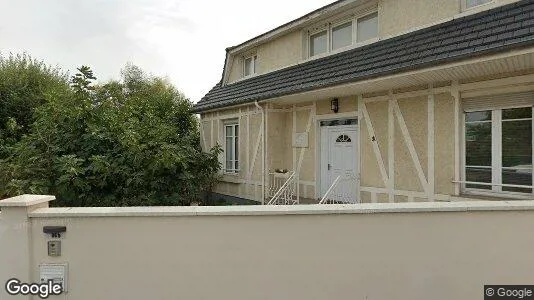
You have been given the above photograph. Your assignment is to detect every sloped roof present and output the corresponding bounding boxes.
[194,0,534,113]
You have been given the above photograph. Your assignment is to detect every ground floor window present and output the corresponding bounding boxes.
[464,106,533,196]
[224,121,239,173]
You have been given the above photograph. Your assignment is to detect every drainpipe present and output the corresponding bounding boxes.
[255,101,266,205]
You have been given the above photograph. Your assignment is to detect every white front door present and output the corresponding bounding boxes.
[320,123,359,203]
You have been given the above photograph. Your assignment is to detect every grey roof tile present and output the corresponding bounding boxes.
[194,0,534,112]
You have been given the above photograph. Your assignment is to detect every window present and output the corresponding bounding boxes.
[243,55,257,77]
[357,12,378,43]
[310,31,327,57]
[320,119,358,127]
[464,107,533,196]
[332,22,352,51]
[224,121,239,173]
[336,135,352,143]
[308,11,378,58]
[465,0,492,9]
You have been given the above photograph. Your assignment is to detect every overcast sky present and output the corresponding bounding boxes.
[0,0,334,103]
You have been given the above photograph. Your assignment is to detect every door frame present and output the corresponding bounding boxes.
[315,113,360,200]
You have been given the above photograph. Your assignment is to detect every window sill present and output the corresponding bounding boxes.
[461,191,533,201]
[226,74,259,85]
[220,174,241,184]
[307,37,380,62]
[459,1,495,15]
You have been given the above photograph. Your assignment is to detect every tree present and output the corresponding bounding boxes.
[0,53,70,158]
[0,64,221,206]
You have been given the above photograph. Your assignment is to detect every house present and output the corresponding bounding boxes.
[193,0,534,205]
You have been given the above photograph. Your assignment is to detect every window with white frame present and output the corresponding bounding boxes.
[357,12,379,43]
[224,121,239,173]
[310,31,328,56]
[464,107,533,196]
[243,55,257,77]
[464,0,492,9]
[308,11,378,58]
[331,21,352,51]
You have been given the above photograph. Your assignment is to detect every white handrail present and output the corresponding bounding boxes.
[320,176,341,204]
[267,172,296,205]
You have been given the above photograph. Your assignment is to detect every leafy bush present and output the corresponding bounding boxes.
[0,64,221,206]
[0,53,70,158]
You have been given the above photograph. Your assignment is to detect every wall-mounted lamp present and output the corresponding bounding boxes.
[331,98,339,113]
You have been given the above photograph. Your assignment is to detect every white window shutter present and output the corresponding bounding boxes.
[462,92,534,112]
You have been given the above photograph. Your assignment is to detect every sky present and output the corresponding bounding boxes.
[0,0,334,103]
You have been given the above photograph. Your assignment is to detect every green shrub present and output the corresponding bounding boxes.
[0,64,221,206]
[0,53,69,158]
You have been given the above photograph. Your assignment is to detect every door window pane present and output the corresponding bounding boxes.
[465,122,492,166]
[310,31,327,57]
[466,167,492,190]
[332,21,352,50]
[466,111,491,122]
[502,119,532,168]
[503,107,532,120]
[357,12,378,42]
[503,169,532,193]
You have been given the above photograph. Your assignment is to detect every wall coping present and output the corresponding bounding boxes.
[28,200,534,218]
[0,195,55,207]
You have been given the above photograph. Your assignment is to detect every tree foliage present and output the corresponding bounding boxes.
[0,53,70,158]
[0,63,221,206]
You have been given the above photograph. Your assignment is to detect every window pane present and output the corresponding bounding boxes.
[466,0,491,8]
[225,125,233,137]
[235,136,239,162]
[465,122,492,166]
[466,111,491,122]
[503,107,532,120]
[357,12,378,42]
[253,56,257,74]
[310,31,327,57]
[466,167,492,190]
[226,137,232,157]
[503,169,532,193]
[502,119,532,168]
[244,58,252,76]
[332,21,352,50]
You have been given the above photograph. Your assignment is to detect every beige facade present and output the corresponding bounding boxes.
[225,0,522,83]
[201,0,534,204]
[3,196,534,300]
[203,71,534,203]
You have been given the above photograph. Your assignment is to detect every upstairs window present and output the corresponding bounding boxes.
[464,0,492,9]
[308,11,379,58]
[331,22,352,51]
[243,55,257,77]
[310,31,328,57]
[357,12,378,43]
[224,120,239,174]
